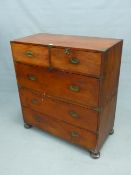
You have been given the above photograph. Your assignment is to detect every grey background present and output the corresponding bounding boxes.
[0,0,131,174]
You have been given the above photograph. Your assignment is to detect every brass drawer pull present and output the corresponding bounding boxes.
[31,99,39,104]
[33,115,41,122]
[71,131,79,137]
[69,111,79,118]
[64,48,71,55]
[69,85,80,92]
[27,75,37,81]
[69,57,79,64]
[25,50,34,58]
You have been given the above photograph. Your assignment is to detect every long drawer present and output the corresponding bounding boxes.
[19,88,98,132]
[22,107,97,150]
[15,62,99,107]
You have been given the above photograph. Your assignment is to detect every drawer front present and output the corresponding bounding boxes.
[23,107,97,149]
[19,88,98,132]
[11,43,49,67]
[16,63,99,107]
[51,48,102,76]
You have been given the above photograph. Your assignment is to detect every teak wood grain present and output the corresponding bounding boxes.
[11,33,122,52]
[97,96,117,151]
[51,47,102,76]
[15,62,99,107]
[22,107,97,150]
[11,43,49,67]
[11,42,102,77]
[19,87,98,132]
[10,33,123,158]
[100,42,123,106]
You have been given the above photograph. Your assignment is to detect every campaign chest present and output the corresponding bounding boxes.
[10,33,123,158]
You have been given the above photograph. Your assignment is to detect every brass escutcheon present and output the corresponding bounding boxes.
[64,48,71,55]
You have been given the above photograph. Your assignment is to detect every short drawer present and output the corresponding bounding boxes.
[51,47,102,77]
[16,63,99,107]
[19,88,98,132]
[11,43,49,67]
[23,107,97,149]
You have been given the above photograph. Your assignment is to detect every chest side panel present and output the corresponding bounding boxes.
[100,41,123,106]
[96,41,123,151]
[96,96,117,151]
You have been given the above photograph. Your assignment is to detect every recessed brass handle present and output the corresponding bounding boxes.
[64,48,71,55]
[31,99,39,104]
[69,85,80,92]
[27,75,37,81]
[71,131,79,137]
[25,50,34,58]
[69,111,79,118]
[69,57,80,64]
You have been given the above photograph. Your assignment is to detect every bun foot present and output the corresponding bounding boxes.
[109,129,114,135]
[24,123,32,129]
[90,151,100,159]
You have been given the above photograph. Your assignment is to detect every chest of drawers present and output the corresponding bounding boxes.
[10,33,123,158]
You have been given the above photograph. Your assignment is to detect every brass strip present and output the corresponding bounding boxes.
[94,107,102,113]
[48,43,53,70]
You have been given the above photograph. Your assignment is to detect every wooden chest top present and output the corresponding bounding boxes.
[12,33,122,52]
